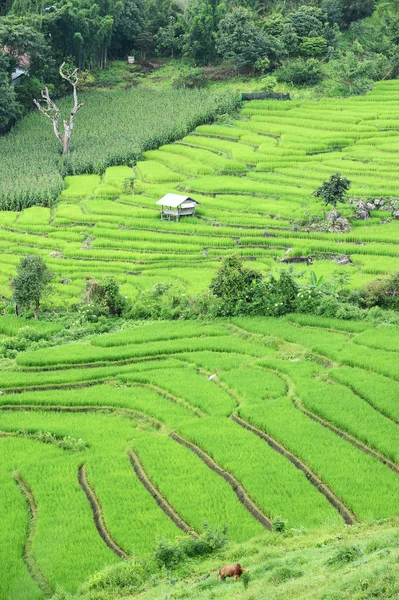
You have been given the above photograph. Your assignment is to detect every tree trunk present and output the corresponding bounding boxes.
[63,123,71,155]
[34,300,39,319]
[34,63,84,156]
[15,303,19,317]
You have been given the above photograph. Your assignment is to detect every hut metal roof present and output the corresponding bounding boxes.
[156,194,199,208]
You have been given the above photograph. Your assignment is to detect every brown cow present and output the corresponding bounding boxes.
[219,563,249,582]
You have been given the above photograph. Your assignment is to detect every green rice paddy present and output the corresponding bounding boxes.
[1,81,399,306]
[1,80,399,599]
[1,316,399,598]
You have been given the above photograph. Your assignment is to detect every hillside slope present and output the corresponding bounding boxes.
[75,519,399,600]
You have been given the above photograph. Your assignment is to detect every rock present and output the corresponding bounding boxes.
[208,374,217,381]
[280,256,313,265]
[326,209,341,221]
[393,211,399,219]
[357,210,370,220]
[60,278,71,284]
[366,203,375,211]
[285,247,293,254]
[49,251,64,259]
[0,391,4,395]
[263,231,277,238]
[335,254,352,265]
[326,209,352,232]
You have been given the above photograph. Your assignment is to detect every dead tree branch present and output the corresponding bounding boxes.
[33,62,84,155]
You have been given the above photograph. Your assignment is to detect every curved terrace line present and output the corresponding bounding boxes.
[231,414,358,526]
[228,324,399,473]
[13,472,53,598]
[2,381,103,394]
[132,382,205,418]
[294,394,399,475]
[0,404,162,430]
[128,448,198,537]
[329,373,399,428]
[170,431,272,530]
[78,464,129,559]
[180,360,357,525]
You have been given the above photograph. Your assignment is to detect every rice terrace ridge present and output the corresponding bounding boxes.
[1,39,399,600]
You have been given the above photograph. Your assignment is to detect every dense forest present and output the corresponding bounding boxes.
[1,0,399,128]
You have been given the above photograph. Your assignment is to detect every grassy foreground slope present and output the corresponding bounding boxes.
[1,314,399,597]
[121,519,399,600]
[1,81,399,306]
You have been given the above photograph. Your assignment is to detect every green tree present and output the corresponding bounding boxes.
[210,255,262,314]
[0,72,18,127]
[0,50,18,128]
[216,7,277,72]
[341,0,374,27]
[11,255,53,318]
[313,173,351,207]
[184,0,225,65]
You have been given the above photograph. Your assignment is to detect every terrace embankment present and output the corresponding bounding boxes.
[13,472,54,597]
[127,448,198,536]
[78,464,130,559]
[231,413,358,525]
[170,432,272,530]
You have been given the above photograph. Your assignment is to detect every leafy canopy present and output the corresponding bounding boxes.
[313,173,351,207]
[11,255,53,315]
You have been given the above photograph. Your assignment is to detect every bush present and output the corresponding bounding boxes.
[260,75,277,92]
[272,516,287,533]
[155,526,227,569]
[172,67,208,89]
[350,272,399,310]
[275,58,324,86]
[80,556,153,595]
[210,255,262,316]
[84,276,127,317]
[327,545,363,567]
[299,36,328,56]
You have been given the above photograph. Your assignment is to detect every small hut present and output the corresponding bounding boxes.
[156,194,199,221]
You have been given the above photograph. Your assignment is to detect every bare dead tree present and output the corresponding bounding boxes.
[33,62,84,155]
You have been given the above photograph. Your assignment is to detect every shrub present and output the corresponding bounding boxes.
[172,67,208,89]
[210,255,262,315]
[272,516,287,533]
[350,272,399,310]
[275,58,324,86]
[299,36,328,57]
[155,526,227,569]
[84,276,127,317]
[260,75,277,92]
[327,545,363,567]
[80,556,153,595]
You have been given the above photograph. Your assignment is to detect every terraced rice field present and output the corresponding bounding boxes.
[1,81,399,306]
[1,315,399,597]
